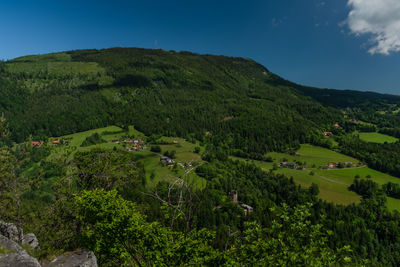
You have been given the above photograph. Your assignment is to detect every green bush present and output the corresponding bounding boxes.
[80,133,106,147]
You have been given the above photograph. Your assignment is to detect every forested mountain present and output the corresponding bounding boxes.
[0,48,344,152]
[1,48,400,266]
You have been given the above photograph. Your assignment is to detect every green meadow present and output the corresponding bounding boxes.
[6,61,105,77]
[235,144,400,211]
[51,130,400,211]
[265,144,360,168]
[358,132,398,144]
[62,126,126,147]
[54,126,206,189]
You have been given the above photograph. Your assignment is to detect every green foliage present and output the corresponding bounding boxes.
[1,48,343,154]
[150,145,161,153]
[227,203,355,266]
[349,179,379,198]
[2,48,400,265]
[74,190,358,266]
[0,147,25,221]
[383,182,400,199]
[80,132,106,147]
[73,149,144,193]
[0,113,10,146]
[74,189,220,266]
[163,150,176,159]
[339,134,400,177]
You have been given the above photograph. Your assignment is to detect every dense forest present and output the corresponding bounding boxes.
[0,48,342,153]
[1,48,400,265]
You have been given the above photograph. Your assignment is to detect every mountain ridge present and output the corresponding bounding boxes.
[0,47,399,153]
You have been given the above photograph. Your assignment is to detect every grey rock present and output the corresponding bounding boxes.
[0,234,24,254]
[0,234,41,267]
[44,251,97,267]
[22,233,39,250]
[0,222,22,243]
[0,253,41,267]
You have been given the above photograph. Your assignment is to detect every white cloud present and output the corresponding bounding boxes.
[346,0,400,55]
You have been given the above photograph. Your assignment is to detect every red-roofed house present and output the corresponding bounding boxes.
[32,141,42,147]
[323,132,333,136]
[327,162,336,168]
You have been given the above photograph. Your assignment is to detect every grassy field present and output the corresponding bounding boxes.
[55,126,206,189]
[62,126,126,147]
[6,52,113,92]
[11,52,72,63]
[358,132,398,144]
[235,144,400,211]
[265,144,360,168]
[6,61,105,77]
[149,136,205,189]
[234,159,361,206]
[7,52,105,77]
[387,197,400,211]
[316,167,400,186]
[49,131,400,210]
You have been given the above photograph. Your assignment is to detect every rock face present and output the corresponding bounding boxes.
[0,234,41,267]
[43,251,98,267]
[22,233,40,250]
[0,221,97,267]
[0,221,22,243]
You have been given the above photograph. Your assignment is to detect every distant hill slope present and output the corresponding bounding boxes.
[0,47,398,152]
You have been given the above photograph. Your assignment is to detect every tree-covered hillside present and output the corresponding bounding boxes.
[1,48,342,154]
[2,48,400,265]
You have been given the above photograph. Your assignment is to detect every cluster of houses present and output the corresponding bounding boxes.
[322,123,341,136]
[32,141,43,147]
[184,162,192,168]
[229,190,253,216]
[31,140,63,147]
[279,162,298,169]
[115,138,147,151]
[326,162,353,169]
[160,156,175,166]
[113,138,144,144]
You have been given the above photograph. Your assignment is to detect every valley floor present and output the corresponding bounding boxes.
[35,126,400,212]
[233,144,400,211]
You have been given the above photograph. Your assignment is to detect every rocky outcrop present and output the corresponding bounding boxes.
[0,234,41,267]
[43,251,98,267]
[0,221,39,250]
[0,221,97,267]
[0,221,22,243]
[22,233,40,250]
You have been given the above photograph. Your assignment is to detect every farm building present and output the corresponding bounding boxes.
[229,190,253,216]
[240,204,254,216]
[279,162,298,169]
[32,141,42,147]
[327,162,336,168]
[184,162,192,168]
[160,156,174,166]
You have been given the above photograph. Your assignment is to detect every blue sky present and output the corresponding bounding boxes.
[1,0,400,94]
